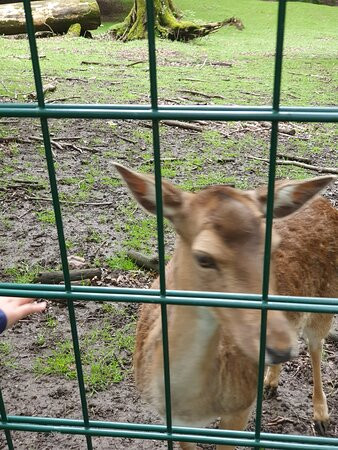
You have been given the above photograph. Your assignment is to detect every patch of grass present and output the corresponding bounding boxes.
[101,176,122,188]
[106,252,138,271]
[0,342,18,369]
[34,321,135,391]
[61,176,82,186]
[0,217,11,230]
[124,217,157,254]
[101,303,129,316]
[275,165,311,180]
[0,342,11,356]
[8,142,19,156]
[5,264,41,283]
[202,130,224,148]
[36,209,56,225]
[36,333,46,347]
[45,314,58,329]
[132,128,153,145]
[181,173,236,191]
[0,165,15,176]
[65,239,75,250]
[34,340,77,380]
[98,214,109,225]
[87,228,104,243]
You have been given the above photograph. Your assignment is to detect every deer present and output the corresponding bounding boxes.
[114,163,337,450]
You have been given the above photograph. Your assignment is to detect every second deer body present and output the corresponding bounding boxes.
[115,163,337,450]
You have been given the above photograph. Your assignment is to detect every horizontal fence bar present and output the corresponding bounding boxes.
[4,415,338,446]
[1,283,337,304]
[0,286,337,313]
[0,104,337,122]
[1,418,337,449]
[2,103,338,113]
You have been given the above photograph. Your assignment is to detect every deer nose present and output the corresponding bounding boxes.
[265,347,292,365]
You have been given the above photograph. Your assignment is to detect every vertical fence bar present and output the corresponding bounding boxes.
[145,0,173,448]
[21,2,93,449]
[255,0,287,442]
[0,390,14,450]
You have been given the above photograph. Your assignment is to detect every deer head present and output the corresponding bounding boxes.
[114,163,335,364]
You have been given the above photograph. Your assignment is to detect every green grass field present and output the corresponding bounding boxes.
[0,0,337,106]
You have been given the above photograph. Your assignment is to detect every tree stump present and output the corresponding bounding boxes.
[109,0,243,42]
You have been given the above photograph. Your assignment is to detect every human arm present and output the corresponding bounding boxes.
[0,297,46,333]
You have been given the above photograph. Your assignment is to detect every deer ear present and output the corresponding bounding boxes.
[114,163,183,218]
[255,176,336,218]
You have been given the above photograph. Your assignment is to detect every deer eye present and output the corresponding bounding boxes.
[194,252,217,269]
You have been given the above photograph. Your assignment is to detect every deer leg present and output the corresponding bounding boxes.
[264,364,282,398]
[216,407,252,450]
[305,314,333,435]
[308,339,329,435]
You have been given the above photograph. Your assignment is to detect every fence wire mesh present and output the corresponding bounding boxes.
[0,0,337,449]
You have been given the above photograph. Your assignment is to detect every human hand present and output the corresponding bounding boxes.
[0,297,47,330]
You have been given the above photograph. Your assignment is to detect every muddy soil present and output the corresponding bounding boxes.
[0,116,337,450]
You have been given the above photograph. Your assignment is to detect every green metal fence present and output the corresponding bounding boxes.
[0,0,337,449]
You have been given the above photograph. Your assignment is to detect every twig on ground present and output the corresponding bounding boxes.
[0,134,100,154]
[18,208,32,219]
[42,76,89,83]
[0,136,25,143]
[25,196,114,206]
[277,153,312,164]
[126,60,147,67]
[81,61,119,67]
[239,91,261,97]
[46,96,81,103]
[29,135,64,151]
[246,155,338,175]
[52,136,82,141]
[2,182,44,191]
[0,80,11,96]
[179,78,205,82]
[111,132,138,145]
[162,120,204,132]
[199,58,208,68]
[209,61,232,67]
[267,416,296,426]
[0,119,19,124]
[141,120,204,132]
[179,89,226,100]
[66,143,100,153]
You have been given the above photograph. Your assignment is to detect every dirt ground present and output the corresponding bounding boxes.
[0,116,337,450]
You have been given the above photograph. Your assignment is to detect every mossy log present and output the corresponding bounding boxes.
[109,0,243,42]
[0,0,101,36]
[34,268,102,284]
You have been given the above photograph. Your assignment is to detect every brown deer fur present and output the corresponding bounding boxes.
[114,163,337,450]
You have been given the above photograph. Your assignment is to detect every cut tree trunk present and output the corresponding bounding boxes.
[0,0,101,36]
[109,0,243,42]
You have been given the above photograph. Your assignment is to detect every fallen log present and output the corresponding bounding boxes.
[0,0,101,36]
[127,250,159,272]
[34,268,102,284]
